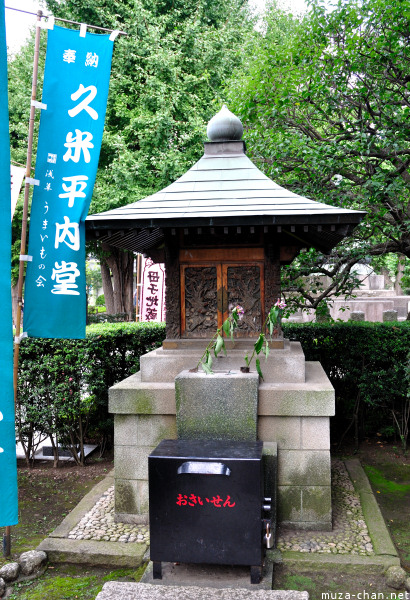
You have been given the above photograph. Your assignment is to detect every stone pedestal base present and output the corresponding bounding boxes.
[109,341,334,530]
[175,370,259,441]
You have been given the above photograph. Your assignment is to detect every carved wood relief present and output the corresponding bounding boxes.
[183,266,218,337]
[226,265,262,334]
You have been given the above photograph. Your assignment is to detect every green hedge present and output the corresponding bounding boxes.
[282,321,410,450]
[16,321,410,464]
[17,322,166,464]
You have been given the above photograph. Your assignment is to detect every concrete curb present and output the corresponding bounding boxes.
[37,537,147,568]
[344,459,398,559]
[49,470,114,538]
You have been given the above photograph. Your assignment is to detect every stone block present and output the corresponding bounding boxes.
[175,370,259,441]
[301,418,330,450]
[109,373,175,415]
[114,415,177,447]
[140,340,306,384]
[278,485,331,530]
[114,478,149,521]
[258,362,335,417]
[138,415,177,446]
[301,485,332,525]
[258,417,301,449]
[114,445,155,480]
[277,486,302,524]
[141,350,194,382]
[96,581,309,600]
[278,450,331,486]
[115,478,138,515]
[257,341,306,383]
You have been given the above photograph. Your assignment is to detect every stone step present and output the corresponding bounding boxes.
[95,582,309,600]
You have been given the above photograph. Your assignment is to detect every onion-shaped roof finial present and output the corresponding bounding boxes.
[207,105,243,142]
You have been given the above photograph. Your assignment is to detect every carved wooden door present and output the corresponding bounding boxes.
[180,250,264,338]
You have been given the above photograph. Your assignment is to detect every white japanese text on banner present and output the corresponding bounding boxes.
[24,25,114,339]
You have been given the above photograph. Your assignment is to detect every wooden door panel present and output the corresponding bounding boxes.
[181,265,219,337]
[224,264,263,335]
[181,258,264,338]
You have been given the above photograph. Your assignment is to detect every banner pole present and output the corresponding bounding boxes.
[6,9,42,559]
[13,9,42,399]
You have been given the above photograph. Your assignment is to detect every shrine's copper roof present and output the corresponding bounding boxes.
[86,106,364,253]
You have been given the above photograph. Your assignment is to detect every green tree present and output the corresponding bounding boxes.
[42,0,253,315]
[228,0,410,313]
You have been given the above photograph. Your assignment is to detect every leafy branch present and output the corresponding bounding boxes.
[196,305,243,374]
[243,300,286,379]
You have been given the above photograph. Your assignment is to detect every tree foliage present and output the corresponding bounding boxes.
[228,0,410,311]
[45,0,253,211]
[9,0,253,314]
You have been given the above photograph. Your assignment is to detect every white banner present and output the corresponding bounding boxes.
[10,164,25,218]
[140,257,166,322]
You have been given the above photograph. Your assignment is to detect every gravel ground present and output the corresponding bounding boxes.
[68,459,374,555]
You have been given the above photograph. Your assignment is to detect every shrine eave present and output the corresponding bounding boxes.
[86,210,363,232]
[86,218,359,256]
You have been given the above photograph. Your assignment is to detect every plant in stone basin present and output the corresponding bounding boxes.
[195,305,244,374]
[196,299,287,378]
[242,299,286,379]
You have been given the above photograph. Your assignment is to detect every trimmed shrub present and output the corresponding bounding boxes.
[282,321,410,450]
[16,321,410,463]
[17,322,166,465]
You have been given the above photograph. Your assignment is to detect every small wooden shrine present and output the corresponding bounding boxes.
[86,106,363,341]
[85,107,364,531]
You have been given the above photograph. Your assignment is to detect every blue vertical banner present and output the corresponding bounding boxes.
[0,0,18,526]
[24,25,115,339]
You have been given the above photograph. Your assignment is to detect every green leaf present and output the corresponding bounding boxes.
[201,362,213,375]
[263,340,270,361]
[222,319,231,337]
[214,334,224,357]
[254,334,265,355]
[256,358,264,380]
[244,354,250,367]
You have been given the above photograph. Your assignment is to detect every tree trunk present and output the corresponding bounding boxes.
[100,258,115,314]
[101,243,134,318]
[394,255,405,296]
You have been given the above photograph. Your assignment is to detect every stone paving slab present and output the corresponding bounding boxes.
[95,582,309,600]
[140,557,274,590]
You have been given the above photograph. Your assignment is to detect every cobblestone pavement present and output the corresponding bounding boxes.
[68,460,374,555]
[68,487,150,544]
